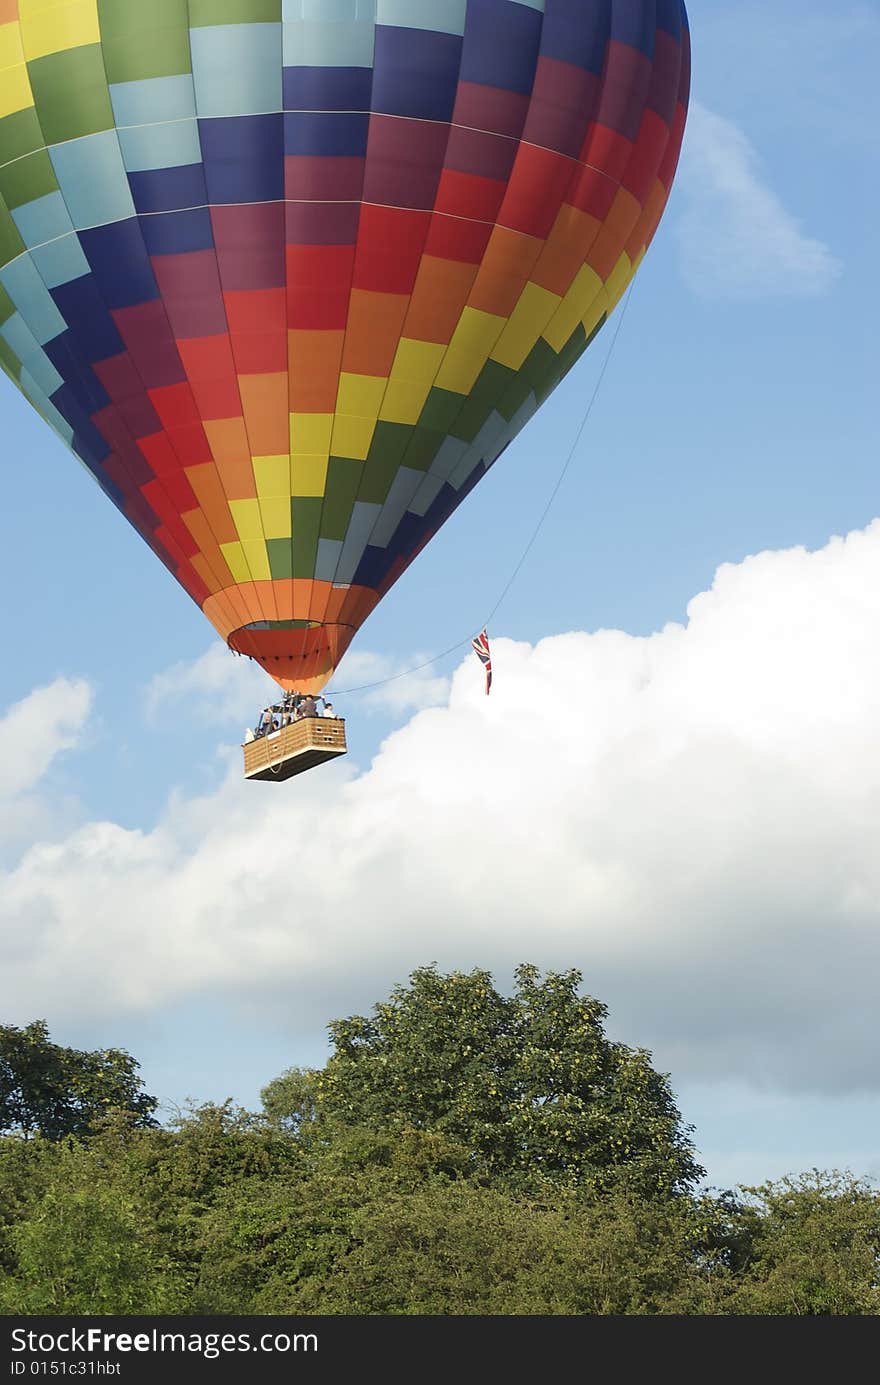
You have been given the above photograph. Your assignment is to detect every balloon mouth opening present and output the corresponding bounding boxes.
[228,622,356,694]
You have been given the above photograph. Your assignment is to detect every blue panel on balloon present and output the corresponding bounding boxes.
[78,223,160,311]
[283,66,374,112]
[282,112,370,157]
[139,209,216,258]
[127,164,209,216]
[460,0,543,94]
[50,278,126,361]
[372,25,462,121]
[198,115,285,204]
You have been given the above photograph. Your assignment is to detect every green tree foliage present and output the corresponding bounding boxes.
[0,1179,177,1315]
[314,964,703,1196]
[197,1165,712,1315]
[0,973,878,1316]
[0,1104,303,1314]
[322,1184,710,1316]
[261,1067,317,1134]
[0,1021,157,1139]
[707,1174,880,1315]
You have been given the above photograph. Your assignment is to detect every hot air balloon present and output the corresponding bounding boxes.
[0,0,690,778]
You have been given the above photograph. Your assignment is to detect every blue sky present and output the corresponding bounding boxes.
[1,0,878,1190]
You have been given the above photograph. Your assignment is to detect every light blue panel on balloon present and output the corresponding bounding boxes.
[19,352,64,400]
[109,75,197,129]
[449,409,507,490]
[0,311,37,360]
[0,257,66,343]
[1,312,62,396]
[370,466,425,546]
[49,133,136,232]
[30,235,90,291]
[335,499,381,584]
[376,0,467,36]
[283,0,376,66]
[11,191,73,252]
[283,0,376,20]
[117,119,202,173]
[20,377,75,445]
[190,24,283,118]
[315,536,343,583]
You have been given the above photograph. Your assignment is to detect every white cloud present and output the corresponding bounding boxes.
[145,645,272,730]
[0,677,92,802]
[145,643,451,729]
[0,678,92,857]
[676,103,842,299]
[326,649,451,716]
[2,525,880,1095]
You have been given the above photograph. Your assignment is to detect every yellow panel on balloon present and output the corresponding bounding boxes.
[0,23,25,69]
[0,63,32,119]
[605,253,634,312]
[290,413,333,456]
[258,496,292,540]
[380,338,446,424]
[336,373,386,419]
[241,540,271,582]
[229,497,264,544]
[291,454,329,497]
[332,414,376,461]
[19,0,100,60]
[220,541,253,586]
[380,379,432,425]
[582,288,608,341]
[491,282,561,371]
[253,454,291,498]
[542,264,604,355]
[435,307,506,395]
[391,337,446,384]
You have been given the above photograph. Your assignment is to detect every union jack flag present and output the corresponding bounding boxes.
[472,628,492,695]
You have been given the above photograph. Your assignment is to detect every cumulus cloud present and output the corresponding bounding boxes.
[145,642,451,730]
[0,678,92,802]
[0,679,92,851]
[2,525,880,1095]
[145,645,271,729]
[326,649,451,716]
[676,103,842,299]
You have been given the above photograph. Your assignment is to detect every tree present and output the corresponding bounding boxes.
[0,1180,179,1315]
[320,1183,709,1316]
[196,1172,709,1315]
[707,1174,880,1315]
[311,964,703,1196]
[261,1067,318,1134]
[0,1104,305,1314]
[0,1021,157,1140]
[1,1008,876,1314]
[0,1126,182,1315]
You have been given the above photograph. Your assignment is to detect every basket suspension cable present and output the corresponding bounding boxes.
[480,283,635,635]
[248,286,635,703]
[328,285,634,698]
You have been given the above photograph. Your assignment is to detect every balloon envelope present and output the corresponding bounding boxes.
[0,0,690,692]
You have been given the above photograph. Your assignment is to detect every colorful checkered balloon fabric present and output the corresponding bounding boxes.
[0,0,690,693]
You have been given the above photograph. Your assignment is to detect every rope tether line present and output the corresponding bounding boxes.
[311,284,634,701]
